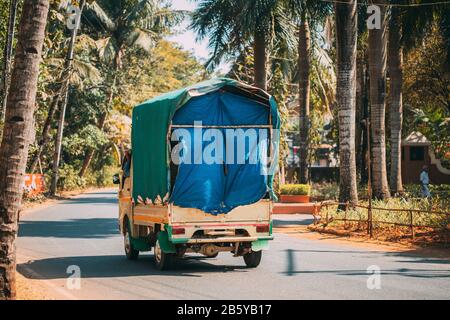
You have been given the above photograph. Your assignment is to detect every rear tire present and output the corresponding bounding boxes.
[154,233,174,270]
[124,219,139,260]
[243,250,262,268]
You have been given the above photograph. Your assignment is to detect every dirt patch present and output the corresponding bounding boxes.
[16,272,50,300]
[274,224,450,258]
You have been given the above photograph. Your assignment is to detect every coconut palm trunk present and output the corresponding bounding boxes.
[335,0,358,204]
[253,30,267,90]
[368,0,390,199]
[1,0,19,122]
[388,7,403,195]
[298,19,311,184]
[0,0,49,299]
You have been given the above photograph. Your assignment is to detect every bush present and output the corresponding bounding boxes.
[280,184,311,195]
[311,182,339,200]
[58,164,87,191]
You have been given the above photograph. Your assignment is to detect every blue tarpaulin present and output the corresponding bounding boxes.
[170,90,271,214]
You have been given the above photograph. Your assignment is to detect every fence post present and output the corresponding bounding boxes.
[446,212,449,245]
[344,201,349,228]
[365,120,373,238]
[409,210,415,241]
[313,202,317,225]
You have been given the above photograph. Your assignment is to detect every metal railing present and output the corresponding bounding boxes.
[313,201,450,242]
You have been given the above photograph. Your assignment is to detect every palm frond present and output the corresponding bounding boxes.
[95,37,119,63]
[84,1,117,32]
[123,28,156,52]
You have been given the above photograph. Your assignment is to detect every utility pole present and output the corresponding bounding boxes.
[51,0,86,195]
[1,0,19,122]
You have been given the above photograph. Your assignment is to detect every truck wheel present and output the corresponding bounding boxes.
[124,219,139,260]
[243,250,262,268]
[154,234,174,270]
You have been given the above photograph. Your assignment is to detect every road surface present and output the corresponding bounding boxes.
[17,190,450,299]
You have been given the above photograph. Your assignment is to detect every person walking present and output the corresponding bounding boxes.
[419,165,431,198]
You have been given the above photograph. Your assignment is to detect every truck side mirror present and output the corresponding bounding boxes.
[113,173,120,185]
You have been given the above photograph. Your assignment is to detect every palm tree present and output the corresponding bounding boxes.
[77,0,183,177]
[0,0,50,299]
[297,16,311,183]
[368,0,390,199]
[335,0,358,204]
[191,0,294,91]
[388,5,403,195]
[290,0,332,183]
[387,0,450,194]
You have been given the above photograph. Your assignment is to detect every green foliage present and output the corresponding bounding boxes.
[311,182,339,200]
[62,125,109,157]
[57,163,87,190]
[280,184,311,195]
[403,25,450,167]
[118,41,207,108]
[19,1,205,193]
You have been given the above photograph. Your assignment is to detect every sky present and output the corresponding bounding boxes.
[166,0,230,73]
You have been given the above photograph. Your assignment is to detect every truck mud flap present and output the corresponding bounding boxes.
[131,237,151,252]
[158,231,177,253]
[251,239,270,252]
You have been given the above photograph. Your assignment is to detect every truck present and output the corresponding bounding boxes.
[115,78,280,270]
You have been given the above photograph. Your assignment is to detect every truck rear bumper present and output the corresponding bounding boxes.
[171,235,273,244]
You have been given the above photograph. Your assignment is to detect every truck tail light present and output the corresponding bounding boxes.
[172,227,185,235]
[256,224,269,233]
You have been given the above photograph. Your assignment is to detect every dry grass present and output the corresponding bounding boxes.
[315,198,450,247]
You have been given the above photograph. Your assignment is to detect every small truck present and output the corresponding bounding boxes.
[115,78,280,270]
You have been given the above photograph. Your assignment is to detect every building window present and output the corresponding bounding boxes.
[410,146,425,161]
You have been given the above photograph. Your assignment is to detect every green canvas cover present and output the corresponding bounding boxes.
[131,77,280,204]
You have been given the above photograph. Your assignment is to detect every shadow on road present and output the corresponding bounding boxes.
[282,248,450,278]
[61,195,118,205]
[18,218,118,239]
[17,254,249,280]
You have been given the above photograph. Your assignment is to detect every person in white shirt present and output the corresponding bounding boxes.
[419,165,431,198]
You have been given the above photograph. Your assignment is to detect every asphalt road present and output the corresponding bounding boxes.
[17,190,450,299]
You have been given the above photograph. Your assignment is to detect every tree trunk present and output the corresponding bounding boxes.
[50,0,86,195]
[298,19,311,184]
[388,7,403,195]
[335,0,358,204]
[355,50,363,179]
[1,0,19,122]
[253,30,267,91]
[356,45,370,183]
[28,78,68,173]
[0,0,49,299]
[368,0,390,199]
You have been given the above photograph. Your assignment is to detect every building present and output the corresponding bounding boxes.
[401,131,450,184]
